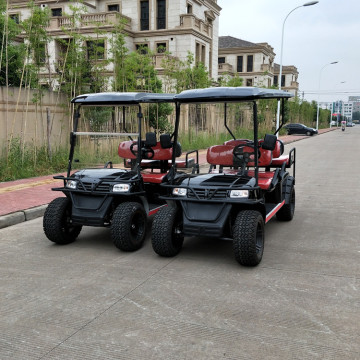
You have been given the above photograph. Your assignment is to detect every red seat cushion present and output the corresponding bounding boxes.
[142,172,167,184]
[247,170,274,190]
[207,145,234,166]
[118,140,136,159]
[271,155,289,166]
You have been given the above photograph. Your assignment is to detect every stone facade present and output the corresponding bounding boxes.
[8,0,221,89]
[218,36,275,88]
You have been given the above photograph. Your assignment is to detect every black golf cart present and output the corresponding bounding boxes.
[151,87,296,266]
[43,92,197,251]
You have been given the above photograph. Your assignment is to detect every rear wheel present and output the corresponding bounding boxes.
[233,210,264,266]
[43,197,82,245]
[151,206,184,257]
[276,179,295,221]
[111,202,147,251]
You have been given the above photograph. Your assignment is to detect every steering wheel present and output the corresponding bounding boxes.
[142,147,155,159]
[130,142,139,157]
[130,141,155,160]
[233,141,260,162]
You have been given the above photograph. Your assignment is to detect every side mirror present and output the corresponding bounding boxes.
[262,134,277,151]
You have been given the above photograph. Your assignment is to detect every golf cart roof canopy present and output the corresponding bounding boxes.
[175,87,293,103]
[71,92,176,105]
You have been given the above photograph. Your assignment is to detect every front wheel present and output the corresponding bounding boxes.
[151,206,184,257]
[233,210,264,266]
[43,197,82,245]
[111,202,147,251]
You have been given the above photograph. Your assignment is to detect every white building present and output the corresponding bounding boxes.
[218,36,275,88]
[9,0,221,89]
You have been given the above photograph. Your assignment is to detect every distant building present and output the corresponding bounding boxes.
[218,35,299,97]
[218,36,275,88]
[273,64,299,97]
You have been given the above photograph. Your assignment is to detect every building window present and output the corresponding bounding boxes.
[156,42,167,53]
[9,14,20,24]
[237,56,243,72]
[246,79,253,87]
[140,1,149,31]
[187,3,193,14]
[136,43,149,54]
[274,75,278,86]
[157,0,166,30]
[51,8,62,17]
[218,57,225,64]
[87,40,105,60]
[34,42,47,65]
[247,55,253,72]
[281,75,285,87]
[195,42,205,64]
[201,45,206,64]
[108,4,120,12]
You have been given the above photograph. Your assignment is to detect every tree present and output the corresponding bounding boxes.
[0,0,26,86]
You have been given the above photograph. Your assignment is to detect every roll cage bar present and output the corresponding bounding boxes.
[69,92,176,178]
[168,87,293,183]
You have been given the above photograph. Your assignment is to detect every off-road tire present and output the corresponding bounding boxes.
[43,197,82,245]
[111,202,146,251]
[276,177,295,221]
[151,206,184,257]
[233,210,264,266]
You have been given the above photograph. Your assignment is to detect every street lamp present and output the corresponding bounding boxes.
[316,61,338,131]
[275,1,319,137]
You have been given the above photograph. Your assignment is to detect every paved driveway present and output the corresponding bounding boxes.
[0,127,359,359]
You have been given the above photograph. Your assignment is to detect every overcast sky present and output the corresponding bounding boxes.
[217,0,360,103]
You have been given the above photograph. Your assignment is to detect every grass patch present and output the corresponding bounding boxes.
[0,139,68,182]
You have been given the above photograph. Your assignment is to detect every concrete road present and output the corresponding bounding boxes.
[1,127,359,359]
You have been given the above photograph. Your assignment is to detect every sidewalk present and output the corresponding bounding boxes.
[0,128,337,229]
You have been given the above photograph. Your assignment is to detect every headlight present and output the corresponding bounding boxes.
[113,183,130,193]
[66,180,77,189]
[230,190,249,198]
[173,187,187,196]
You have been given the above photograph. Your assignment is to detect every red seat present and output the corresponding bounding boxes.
[247,170,275,190]
[207,145,234,166]
[271,155,290,166]
[118,140,136,159]
[224,139,272,167]
[142,172,167,184]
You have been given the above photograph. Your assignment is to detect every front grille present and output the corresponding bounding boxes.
[77,182,111,192]
[187,188,228,200]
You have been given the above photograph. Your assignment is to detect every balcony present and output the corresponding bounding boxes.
[179,14,212,38]
[260,64,274,73]
[48,12,131,32]
[218,63,234,74]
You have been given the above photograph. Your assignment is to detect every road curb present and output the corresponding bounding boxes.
[0,205,47,229]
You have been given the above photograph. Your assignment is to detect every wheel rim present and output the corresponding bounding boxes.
[62,206,75,234]
[130,211,145,241]
[172,215,184,248]
[255,222,264,255]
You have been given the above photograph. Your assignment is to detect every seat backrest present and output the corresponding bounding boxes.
[207,145,234,166]
[225,139,272,167]
[119,135,182,162]
[118,140,136,159]
[272,139,284,158]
